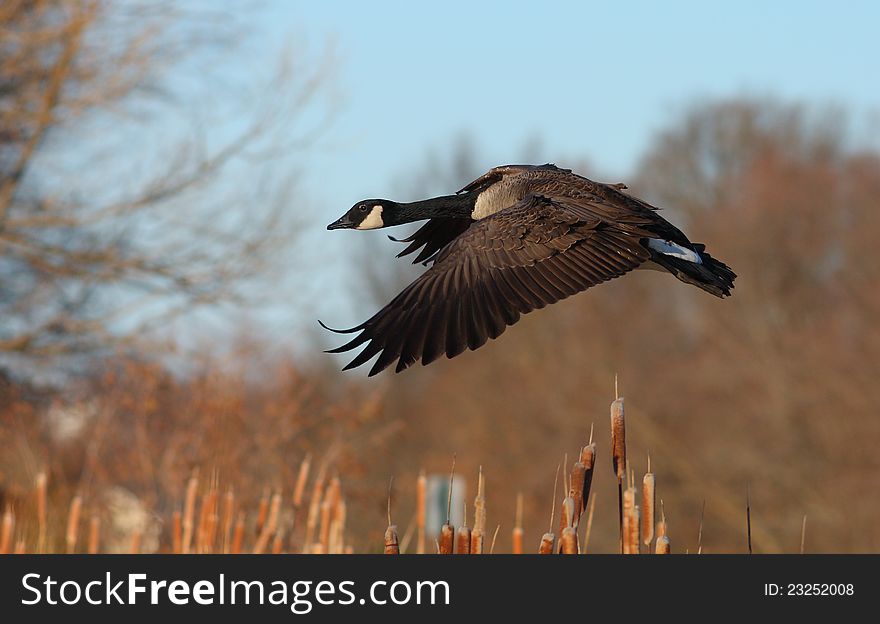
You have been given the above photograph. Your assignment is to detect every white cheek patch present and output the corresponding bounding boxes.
[356,205,384,230]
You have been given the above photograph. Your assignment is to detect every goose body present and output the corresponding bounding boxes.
[325,164,736,376]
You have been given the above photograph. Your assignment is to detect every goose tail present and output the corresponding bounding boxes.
[647,240,736,298]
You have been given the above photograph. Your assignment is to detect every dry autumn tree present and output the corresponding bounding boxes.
[0,0,334,371]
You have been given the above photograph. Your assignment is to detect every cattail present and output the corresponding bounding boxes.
[560,527,578,554]
[35,471,47,553]
[272,531,284,554]
[642,460,655,546]
[231,512,245,554]
[171,510,182,553]
[221,489,235,553]
[610,398,626,480]
[655,535,671,554]
[559,496,575,534]
[14,540,25,554]
[512,493,523,555]
[438,523,455,554]
[655,500,667,540]
[65,495,82,553]
[416,470,427,554]
[456,523,471,554]
[182,471,198,554]
[622,486,640,554]
[254,492,282,554]
[384,525,400,554]
[471,467,486,554]
[569,461,586,525]
[538,532,556,554]
[87,515,100,554]
[610,398,626,553]
[304,469,326,550]
[318,498,332,552]
[1,507,14,554]
[255,491,270,537]
[580,440,596,512]
[130,530,142,554]
[292,454,312,508]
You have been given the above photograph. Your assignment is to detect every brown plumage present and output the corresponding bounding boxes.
[325,164,736,376]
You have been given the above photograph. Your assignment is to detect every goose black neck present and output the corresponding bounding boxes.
[396,192,477,222]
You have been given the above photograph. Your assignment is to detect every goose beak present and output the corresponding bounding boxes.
[327,214,354,230]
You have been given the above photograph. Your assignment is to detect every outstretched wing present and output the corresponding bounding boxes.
[389,218,473,265]
[325,194,654,376]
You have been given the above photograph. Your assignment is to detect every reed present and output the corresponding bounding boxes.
[35,471,47,553]
[65,495,82,554]
[181,470,198,554]
[642,457,655,547]
[293,454,312,508]
[610,398,626,554]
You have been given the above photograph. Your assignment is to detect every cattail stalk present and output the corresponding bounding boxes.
[35,472,47,553]
[171,511,182,553]
[221,489,235,553]
[65,495,82,554]
[642,463,655,546]
[610,398,626,553]
[623,486,640,554]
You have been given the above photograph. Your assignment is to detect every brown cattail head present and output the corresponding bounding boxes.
[655,535,671,554]
[560,526,579,554]
[623,486,639,554]
[610,398,626,481]
[292,454,312,508]
[35,471,47,553]
[66,495,82,554]
[642,470,655,546]
[1,507,14,554]
[559,496,575,537]
[231,512,245,554]
[438,523,455,554]
[87,515,100,554]
[580,443,596,513]
[569,461,586,523]
[538,532,556,554]
[456,524,471,554]
[384,525,400,555]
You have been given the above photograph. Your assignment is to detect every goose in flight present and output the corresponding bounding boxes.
[324,164,735,376]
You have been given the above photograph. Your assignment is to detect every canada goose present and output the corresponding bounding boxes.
[324,164,736,376]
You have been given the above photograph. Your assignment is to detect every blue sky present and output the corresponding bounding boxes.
[169,0,878,351]
[249,0,879,221]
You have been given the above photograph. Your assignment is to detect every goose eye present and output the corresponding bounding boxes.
[359,204,368,212]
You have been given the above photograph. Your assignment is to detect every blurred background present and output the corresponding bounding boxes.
[1,0,879,553]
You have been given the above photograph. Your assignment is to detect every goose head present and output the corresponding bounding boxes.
[327,199,398,231]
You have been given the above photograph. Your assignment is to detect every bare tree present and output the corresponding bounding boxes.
[0,1,334,371]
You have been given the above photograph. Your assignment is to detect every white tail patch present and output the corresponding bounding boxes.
[646,239,702,264]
